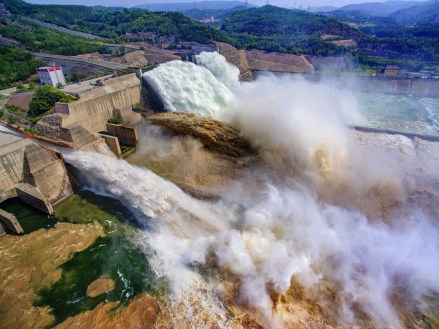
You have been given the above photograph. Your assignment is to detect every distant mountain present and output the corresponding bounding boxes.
[390,1,439,23]
[308,6,338,13]
[183,6,250,23]
[135,1,249,12]
[336,0,424,16]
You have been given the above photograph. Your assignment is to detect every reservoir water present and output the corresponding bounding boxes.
[357,92,439,136]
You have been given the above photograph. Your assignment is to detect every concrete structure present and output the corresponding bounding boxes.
[215,42,253,81]
[305,55,348,71]
[0,136,72,215]
[245,49,314,74]
[33,74,142,155]
[357,77,439,97]
[106,123,138,146]
[0,209,23,235]
[52,74,142,133]
[34,53,131,76]
[5,92,33,111]
[37,66,66,87]
[384,65,399,78]
[397,69,408,79]
[99,133,121,157]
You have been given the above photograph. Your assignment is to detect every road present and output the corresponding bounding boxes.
[61,74,114,94]
[0,86,27,96]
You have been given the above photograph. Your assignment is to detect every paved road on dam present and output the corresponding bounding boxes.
[33,53,132,71]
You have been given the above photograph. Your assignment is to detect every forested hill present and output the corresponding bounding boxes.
[220,5,364,55]
[2,0,234,44]
[390,1,439,24]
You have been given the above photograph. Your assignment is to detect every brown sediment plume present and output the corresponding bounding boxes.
[55,294,160,329]
[0,222,105,329]
[86,277,115,298]
[131,114,258,197]
[147,112,255,158]
[271,279,375,329]
[129,138,252,198]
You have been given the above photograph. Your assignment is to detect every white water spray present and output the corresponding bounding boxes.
[196,51,240,89]
[142,53,235,116]
[67,53,439,328]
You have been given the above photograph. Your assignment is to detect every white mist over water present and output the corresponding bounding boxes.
[68,53,439,327]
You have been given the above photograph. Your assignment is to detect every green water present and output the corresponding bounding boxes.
[1,199,58,233]
[1,191,167,327]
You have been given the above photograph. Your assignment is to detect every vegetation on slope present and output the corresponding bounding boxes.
[329,10,439,61]
[0,19,108,55]
[28,85,76,117]
[1,0,438,73]
[390,1,439,24]
[220,5,363,55]
[0,46,44,89]
[2,0,235,44]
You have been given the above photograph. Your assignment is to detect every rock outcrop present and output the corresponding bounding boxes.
[86,277,115,298]
[147,112,254,158]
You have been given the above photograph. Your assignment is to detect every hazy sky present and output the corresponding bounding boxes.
[26,0,428,9]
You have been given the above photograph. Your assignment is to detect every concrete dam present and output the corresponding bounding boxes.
[0,134,72,234]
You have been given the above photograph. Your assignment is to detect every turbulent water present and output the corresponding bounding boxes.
[142,52,236,116]
[65,53,439,328]
[357,92,439,136]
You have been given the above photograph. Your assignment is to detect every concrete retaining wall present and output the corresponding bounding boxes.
[356,78,439,97]
[0,139,33,191]
[15,184,54,214]
[0,209,24,234]
[0,139,72,213]
[99,134,121,157]
[55,74,142,133]
[106,124,138,146]
[34,53,131,75]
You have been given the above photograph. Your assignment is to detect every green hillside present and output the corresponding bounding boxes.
[220,5,364,55]
[0,46,44,89]
[2,0,234,44]
[390,1,439,24]
[0,19,108,55]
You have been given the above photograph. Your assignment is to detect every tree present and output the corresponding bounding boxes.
[28,85,76,117]
[27,82,37,90]
[118,45,126,56]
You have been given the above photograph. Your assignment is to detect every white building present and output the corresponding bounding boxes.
[37,66,66,87]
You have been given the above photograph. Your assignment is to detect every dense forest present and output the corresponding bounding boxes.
[221,5,363,55]
[2,0,235,44]
[0,46,44,89]
[329,10,439,62]
[0,20,108,56]
[0,0,438,89]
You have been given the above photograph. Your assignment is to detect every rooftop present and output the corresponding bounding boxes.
[5,92,34,111]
